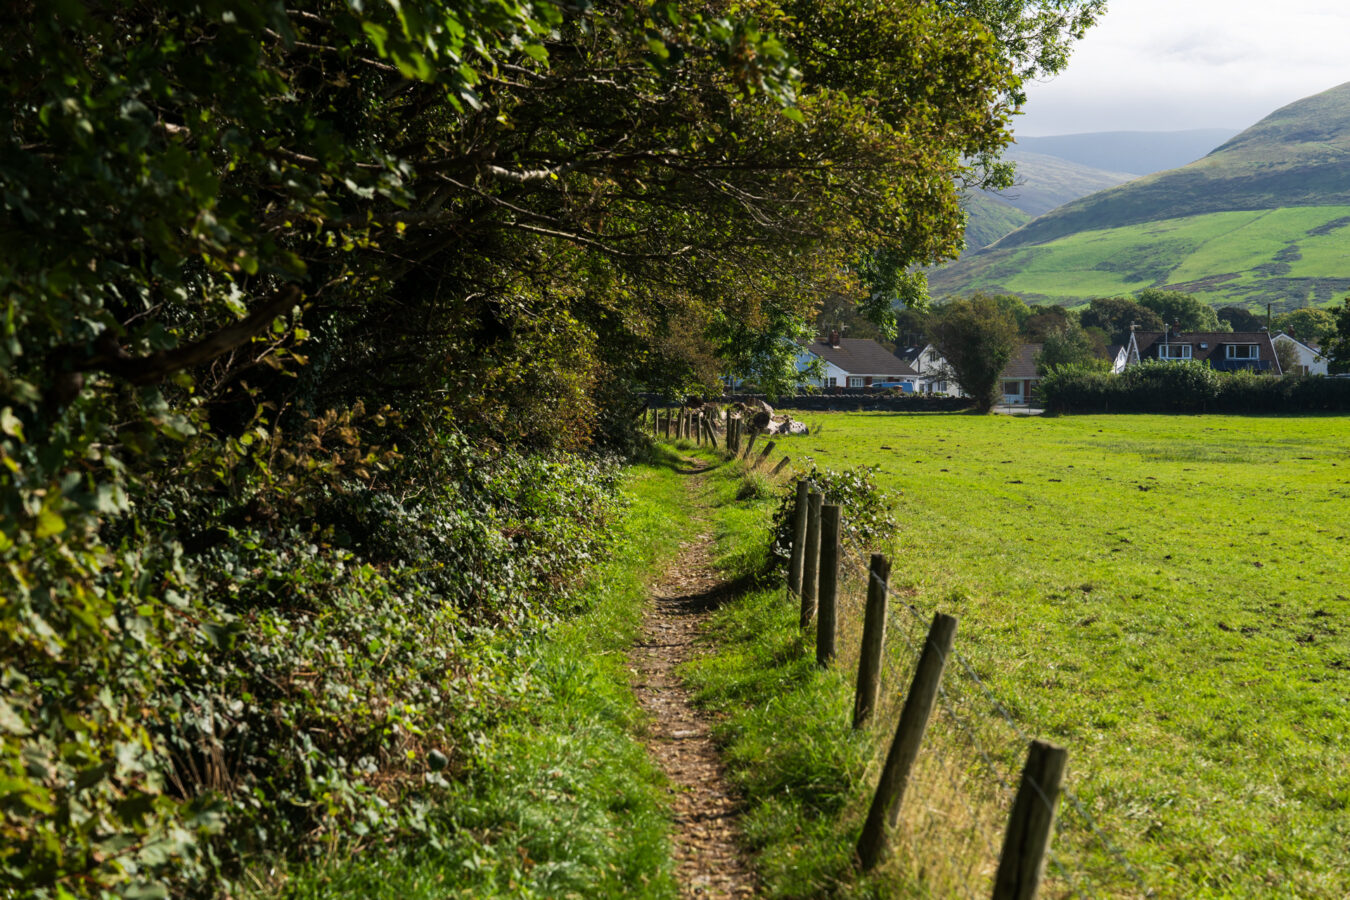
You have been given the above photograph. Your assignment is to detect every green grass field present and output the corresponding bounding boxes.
[932,205,1350,309]
[771,411,1350,897]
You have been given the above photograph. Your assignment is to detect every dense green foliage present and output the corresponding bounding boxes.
[763,410,1350,897]
[767,466,897,567]
[257,450,703,900]
[1325,299,1350,373]
[1039,360,1350,413]
[928,294,1019,410]
[0,0,1105,895]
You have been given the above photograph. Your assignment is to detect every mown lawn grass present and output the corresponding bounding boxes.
[754,411,1350,898]
[251,446,704,900]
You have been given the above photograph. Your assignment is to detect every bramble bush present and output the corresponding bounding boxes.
[769,465,899,568]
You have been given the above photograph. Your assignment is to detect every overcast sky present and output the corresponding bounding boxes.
[1016,0,1350,136]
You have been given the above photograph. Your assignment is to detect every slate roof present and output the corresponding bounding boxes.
[1133,330,1281,372]
[1000,343,1043,380]
[801,338,918,377]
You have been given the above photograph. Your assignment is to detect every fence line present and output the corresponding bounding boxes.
[648,412,1149,898]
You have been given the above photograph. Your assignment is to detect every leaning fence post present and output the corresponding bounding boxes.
[853,553,891,729]
[992,740,1069,900]
[771,456,791,476]
[702,416,719,449]
[752,439,775,471]
[816,504,841,666]
[800,490,823,628]
[741,430,758,461]
[787,480,809,596]
[856,612,958,871]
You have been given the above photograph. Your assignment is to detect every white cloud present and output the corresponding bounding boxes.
[1017,1,1350,135]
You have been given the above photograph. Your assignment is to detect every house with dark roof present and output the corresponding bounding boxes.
[999,343,1043,405]
[1126,329,1282,373]
[796,332,919,391]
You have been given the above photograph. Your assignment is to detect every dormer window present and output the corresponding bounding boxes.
[1227,344,1258,360]
[1158,344,1192,360]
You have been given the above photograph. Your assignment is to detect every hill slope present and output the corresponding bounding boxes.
[933,82,1350,309]
[962,150,1135,249]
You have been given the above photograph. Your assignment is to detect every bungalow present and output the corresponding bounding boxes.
[796,332,920,391]
[1126,329,1282,374]
[1272,332,1329,375]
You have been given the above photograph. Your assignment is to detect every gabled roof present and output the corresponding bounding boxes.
[1131,330,1281,372]
[800,338,918,377]
[1000,343,1043,380]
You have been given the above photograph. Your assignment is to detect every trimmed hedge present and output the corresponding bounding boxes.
[1040,361,1350,414]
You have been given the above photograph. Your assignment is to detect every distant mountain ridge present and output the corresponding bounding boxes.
[1013,129,1240,176]
[932,81,1350,310]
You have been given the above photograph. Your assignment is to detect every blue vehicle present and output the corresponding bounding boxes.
[869,381,915,393]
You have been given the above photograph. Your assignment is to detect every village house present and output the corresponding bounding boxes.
[796,331,920,390]
[1272,332,1329,375]
[1125,329,1282,373]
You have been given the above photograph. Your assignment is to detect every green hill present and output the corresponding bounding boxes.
[933,81,1350,309]
[961,150,1133,249]
[961,192,1031,250]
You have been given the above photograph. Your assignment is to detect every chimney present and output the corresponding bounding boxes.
[829,329,841,348]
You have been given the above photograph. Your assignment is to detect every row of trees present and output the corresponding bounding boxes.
[2,1,1107,895]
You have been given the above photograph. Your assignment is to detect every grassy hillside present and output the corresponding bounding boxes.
[932,205,1350,309]
[1015,128,1239,176]
[961,192,1032,250]
[933,82,1350,307]
[962,151,1134,249]
[996,81,1350,250]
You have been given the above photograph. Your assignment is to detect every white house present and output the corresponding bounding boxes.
[1272,333,1329,375]
[797,332,921,390]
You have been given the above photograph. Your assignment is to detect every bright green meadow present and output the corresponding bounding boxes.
[772,411,1350,897]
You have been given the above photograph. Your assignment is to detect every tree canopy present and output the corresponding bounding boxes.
[928,294,1019,411]
[0,2,1105,894]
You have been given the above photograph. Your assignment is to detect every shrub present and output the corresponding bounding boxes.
[1040,362,1350,414]
[768,466,898,568]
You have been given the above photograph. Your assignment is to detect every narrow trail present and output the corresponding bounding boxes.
[630,464,755,899]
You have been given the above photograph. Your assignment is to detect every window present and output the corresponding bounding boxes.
[826,377,838,388]
[1227,344,1258,360]
[1003,381,1021,395]
[1158,343,1192,360]
[847,376,864,388]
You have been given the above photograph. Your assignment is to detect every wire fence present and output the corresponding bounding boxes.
[647,409,1153,898]
[828,536,1154,899]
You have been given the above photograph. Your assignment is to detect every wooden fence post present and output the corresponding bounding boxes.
[787,480,809,596]
[800,491,823,628]
[752,440,775,471]
[853,553,891,729]
[771,456,791,476]
[741,430,758,461]
[992,740,1069,900]
[702,416,719,449]
[856,612,958,871]
[816,504,841,666]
